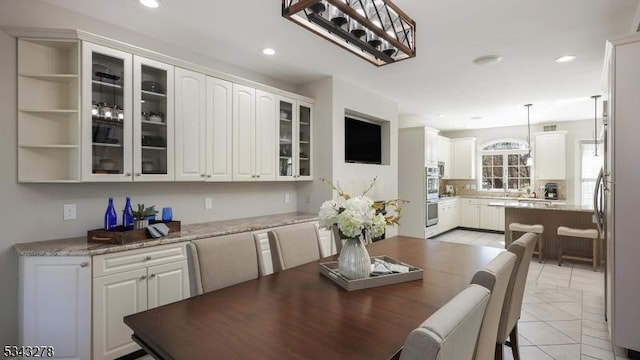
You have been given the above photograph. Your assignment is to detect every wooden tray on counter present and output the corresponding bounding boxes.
[87,221,181,245]
[319,256,423,291]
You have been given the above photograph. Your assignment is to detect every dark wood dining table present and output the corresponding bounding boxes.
[124,235,503,360]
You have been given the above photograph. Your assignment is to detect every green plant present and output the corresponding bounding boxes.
[133,203,158,221]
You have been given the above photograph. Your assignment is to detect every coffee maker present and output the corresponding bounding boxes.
[544,183,558,200]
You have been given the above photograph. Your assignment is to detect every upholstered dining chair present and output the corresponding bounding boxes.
[471,251,517,360]
[495,233,537,360]
[399,284,491,360]
[186,232,261,296]
[268,222,322,272]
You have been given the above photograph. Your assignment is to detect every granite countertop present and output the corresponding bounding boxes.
[459,195,566,202]
[14,212,318,257]
[487,201,593,212]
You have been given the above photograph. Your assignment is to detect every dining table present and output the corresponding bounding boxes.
[124,235,504,360]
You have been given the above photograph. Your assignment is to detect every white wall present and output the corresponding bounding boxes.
[298,77,399,237]
[0,3,302,346]
[441,119,593,204]
[398,128,427,238]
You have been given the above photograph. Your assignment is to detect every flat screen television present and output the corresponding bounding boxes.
[345,117,382,164]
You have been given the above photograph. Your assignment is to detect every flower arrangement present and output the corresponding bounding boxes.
[318,177,407,239]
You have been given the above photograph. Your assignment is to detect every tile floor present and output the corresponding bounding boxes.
[432,229,630,360]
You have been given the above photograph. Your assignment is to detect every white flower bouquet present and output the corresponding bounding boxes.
[318,177,407,239]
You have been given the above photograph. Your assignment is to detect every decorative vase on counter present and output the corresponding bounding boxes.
[134,219,149,230]
[104,197,117,231]
[338,236,371,280]
[122,196,134,230]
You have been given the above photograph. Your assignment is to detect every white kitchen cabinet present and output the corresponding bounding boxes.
[461,198,481,228]
[92,243,189,360]
[424,127,439,165]
[81,42,133,181]
[479,202,501,231]
[174,67,206,181]
[437,135,451,179]
[205,76,233,181]
[19,256,91,360]
[133,56,174,181]
[451,138,476,179]
[437,198,459,233]
[534,131,566,180]
[233,85,277,181]
[17,38,81,183]
[276,97,314,181]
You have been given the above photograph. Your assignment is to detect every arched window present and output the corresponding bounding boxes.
[480,139,532,191]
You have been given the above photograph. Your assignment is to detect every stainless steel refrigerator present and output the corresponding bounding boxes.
[598,33,640,358]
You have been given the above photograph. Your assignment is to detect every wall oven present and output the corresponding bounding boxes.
[426,165,439,227]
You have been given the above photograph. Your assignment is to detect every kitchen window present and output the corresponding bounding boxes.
[480,140,531,191]
[579,141,604,206]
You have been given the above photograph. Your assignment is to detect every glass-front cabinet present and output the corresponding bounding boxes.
[133,56,174,181]
[276,97,313,180]
[82,43,132,181]
[82,43,174,181]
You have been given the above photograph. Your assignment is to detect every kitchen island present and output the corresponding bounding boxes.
[490,201,598,261]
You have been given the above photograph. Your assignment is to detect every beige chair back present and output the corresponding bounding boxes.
[497,233,537,343]
[470,251,516,360]
[187,232,260,296]
[268,223,321,272]
[400,284,490,360]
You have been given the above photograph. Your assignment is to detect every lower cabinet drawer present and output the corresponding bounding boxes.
[93,242,187,278]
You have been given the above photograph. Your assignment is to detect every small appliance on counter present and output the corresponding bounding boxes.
[544,183,558,200]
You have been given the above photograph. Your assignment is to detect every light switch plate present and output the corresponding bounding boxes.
[204,197,212,210]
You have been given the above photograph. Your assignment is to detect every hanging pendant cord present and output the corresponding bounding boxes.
[525,104,532,158]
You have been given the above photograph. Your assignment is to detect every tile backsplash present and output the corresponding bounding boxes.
[440,179,566,200]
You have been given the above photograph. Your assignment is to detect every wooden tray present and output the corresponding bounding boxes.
[319,256,423,291]
[87,221,181,245]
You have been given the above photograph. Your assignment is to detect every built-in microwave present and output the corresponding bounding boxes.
[426,165,439,201]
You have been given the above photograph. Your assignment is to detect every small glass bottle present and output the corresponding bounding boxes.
[104,197,118,231]
[122,196,134,230]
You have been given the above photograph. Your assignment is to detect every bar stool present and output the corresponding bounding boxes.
[508,223,544,263]
[557,226,600,271]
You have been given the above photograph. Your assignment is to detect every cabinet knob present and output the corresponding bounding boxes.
[144,256,152,261]
[140,275,147,280]
[251,175,256,178]
[200,174,206,177]
[80,262,89,268]
[207,174,212,178]
[149,273,156,278]
[256,175,261,178]
[125,173,132,177]
[135,173,141,177]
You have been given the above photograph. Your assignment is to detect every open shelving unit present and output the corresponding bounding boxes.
[18,38,80,182]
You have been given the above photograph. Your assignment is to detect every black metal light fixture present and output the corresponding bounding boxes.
[524,104,533,166]
[282,0,416,66]
[591,95,601,156]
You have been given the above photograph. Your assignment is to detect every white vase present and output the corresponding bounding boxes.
[338,236,371,280]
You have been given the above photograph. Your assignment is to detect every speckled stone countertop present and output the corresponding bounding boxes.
[14,212,318,257]
[487,201,592,212]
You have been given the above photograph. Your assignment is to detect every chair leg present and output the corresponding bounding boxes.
[495,343,503,360]
[538,233,544,263]
[558,236,563,266]
[510,324,521,360]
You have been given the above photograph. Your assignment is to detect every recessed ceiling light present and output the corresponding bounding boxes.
[471,116,483,120]
[139,0,159,8]
[472,55,502,66]
[555,55,576,63]
[262,48,276,56]
[438,114,446,118]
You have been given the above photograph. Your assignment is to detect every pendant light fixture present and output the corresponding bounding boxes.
[524,104,533,166]
[591,95,601,156]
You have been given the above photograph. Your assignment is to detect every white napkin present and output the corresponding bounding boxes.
[370,258,409,275]
[146,223,170,238]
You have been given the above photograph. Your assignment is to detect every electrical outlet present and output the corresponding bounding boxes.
[284,192,290,204]
[204,197,212,210]
[63,204,76,221]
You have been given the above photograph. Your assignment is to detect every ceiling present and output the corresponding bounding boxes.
[42,0,640,130]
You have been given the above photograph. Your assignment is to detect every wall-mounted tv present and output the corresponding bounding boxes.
[345,117,382,164]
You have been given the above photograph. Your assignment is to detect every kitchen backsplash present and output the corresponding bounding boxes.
[440,179,567,200]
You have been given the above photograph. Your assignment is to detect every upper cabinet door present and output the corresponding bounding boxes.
[232,84,256,181]
[205,77,233,182]
[174,67,206,181]
[534,131,566,180]
[451,138,476,179]
[255,90,277,181]
[297,101,313,180]
[276,96,297,181]
[82,42,133,182]
[133,56,174,181]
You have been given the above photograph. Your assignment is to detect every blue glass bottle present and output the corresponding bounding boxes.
[122,196,134,230]
[104,197,118,231]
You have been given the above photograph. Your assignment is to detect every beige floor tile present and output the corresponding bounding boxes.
[520,309,541,322]
[537,276,571,288]
[582,344,615,360]
[546,320,582,342]
[583,319,609,332]
[528,289,581,303]
[583,334,614,351]
[523,303,580,321]
[519,321,578,345]
[582,325,611,342]
[553,302,583,318]
[538,344,581,360]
